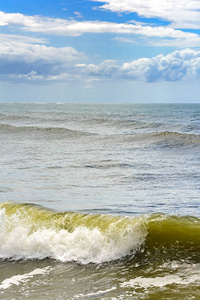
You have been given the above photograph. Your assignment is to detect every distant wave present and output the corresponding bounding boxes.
[73,116,166,134]
[0,112,163,132]
[0,123,96,137]
[0,113,72,124]
[0,114,33,122]
[0,202,199,264]
[151,131,200,147]
[119,131,200,148]
[1,122,199,148]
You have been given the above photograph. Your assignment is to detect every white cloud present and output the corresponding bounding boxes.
[0,41,85,81]
[74,11,83,18]
[76,60,119,78]
[93,0,200,29]
[0,41,84,63]
[76,49,200,82]
[124,49,200,82]
[0,11,199,46]
[112,36,137,43]
[15,70,44,81]
[1,43,200,84]
[0,33,48,44]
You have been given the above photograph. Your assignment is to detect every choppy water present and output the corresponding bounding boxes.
[0,103,200,299]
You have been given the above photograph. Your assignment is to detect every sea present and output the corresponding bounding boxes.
[0,103,200,299]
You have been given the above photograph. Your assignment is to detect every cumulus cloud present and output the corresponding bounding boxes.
[1,44,200,84]
[76,49,200,82]
[0,41,85,81]
[125,49,200,82]
[76,60,119,78]
[0,11,199,46]
[93,0,200,29]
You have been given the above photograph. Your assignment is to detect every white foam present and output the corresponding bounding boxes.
[121,273,200,289]
[0,208,147,264]
[0,267,50,290]
[73,287,117,298]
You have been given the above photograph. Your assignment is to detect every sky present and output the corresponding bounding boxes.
[0,0,200,103]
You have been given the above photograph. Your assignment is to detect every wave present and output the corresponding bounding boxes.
[0,112,73,125]
[0,202,200,264]
[152,131,200,147]
[79,116,162,129]
[0,202,146,264]
[153,131,193,137]
[120,131,200,148]
[0,123,96,137]
[143,213,200,264]
[0,112,167,135]
[1,117,199,147]
[0,114,34,122]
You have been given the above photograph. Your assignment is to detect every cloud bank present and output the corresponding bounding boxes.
[121,49,200,82]
[1,43,200,83]
[76,49,200,82]
[0,42,85,82]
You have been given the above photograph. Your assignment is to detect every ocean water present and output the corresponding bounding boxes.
[0,103,200,299]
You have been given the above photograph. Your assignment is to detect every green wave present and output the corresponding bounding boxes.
[0,202,147,263]
[0,202,200,263]
[143,214,200,263]
[0,201,144,232]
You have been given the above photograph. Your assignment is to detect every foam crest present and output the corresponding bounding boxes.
[0,203,147,264]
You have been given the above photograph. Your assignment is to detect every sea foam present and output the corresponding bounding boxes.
[0,202,147,264]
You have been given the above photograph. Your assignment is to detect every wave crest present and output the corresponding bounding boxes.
[0,123,95,137]
[0,202,146,264]
[152,131,200,147]
[1,202,200,264]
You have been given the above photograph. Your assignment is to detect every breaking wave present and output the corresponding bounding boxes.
[0,202,146,264]
[0,202,200,264]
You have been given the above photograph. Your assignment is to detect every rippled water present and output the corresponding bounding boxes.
[0,103,200,299]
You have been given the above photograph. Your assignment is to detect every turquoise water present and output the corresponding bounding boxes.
[0,103,200,299]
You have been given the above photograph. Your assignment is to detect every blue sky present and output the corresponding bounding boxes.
[1,0,200,102]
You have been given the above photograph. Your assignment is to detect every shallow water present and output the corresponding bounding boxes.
[0,103,200,299]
